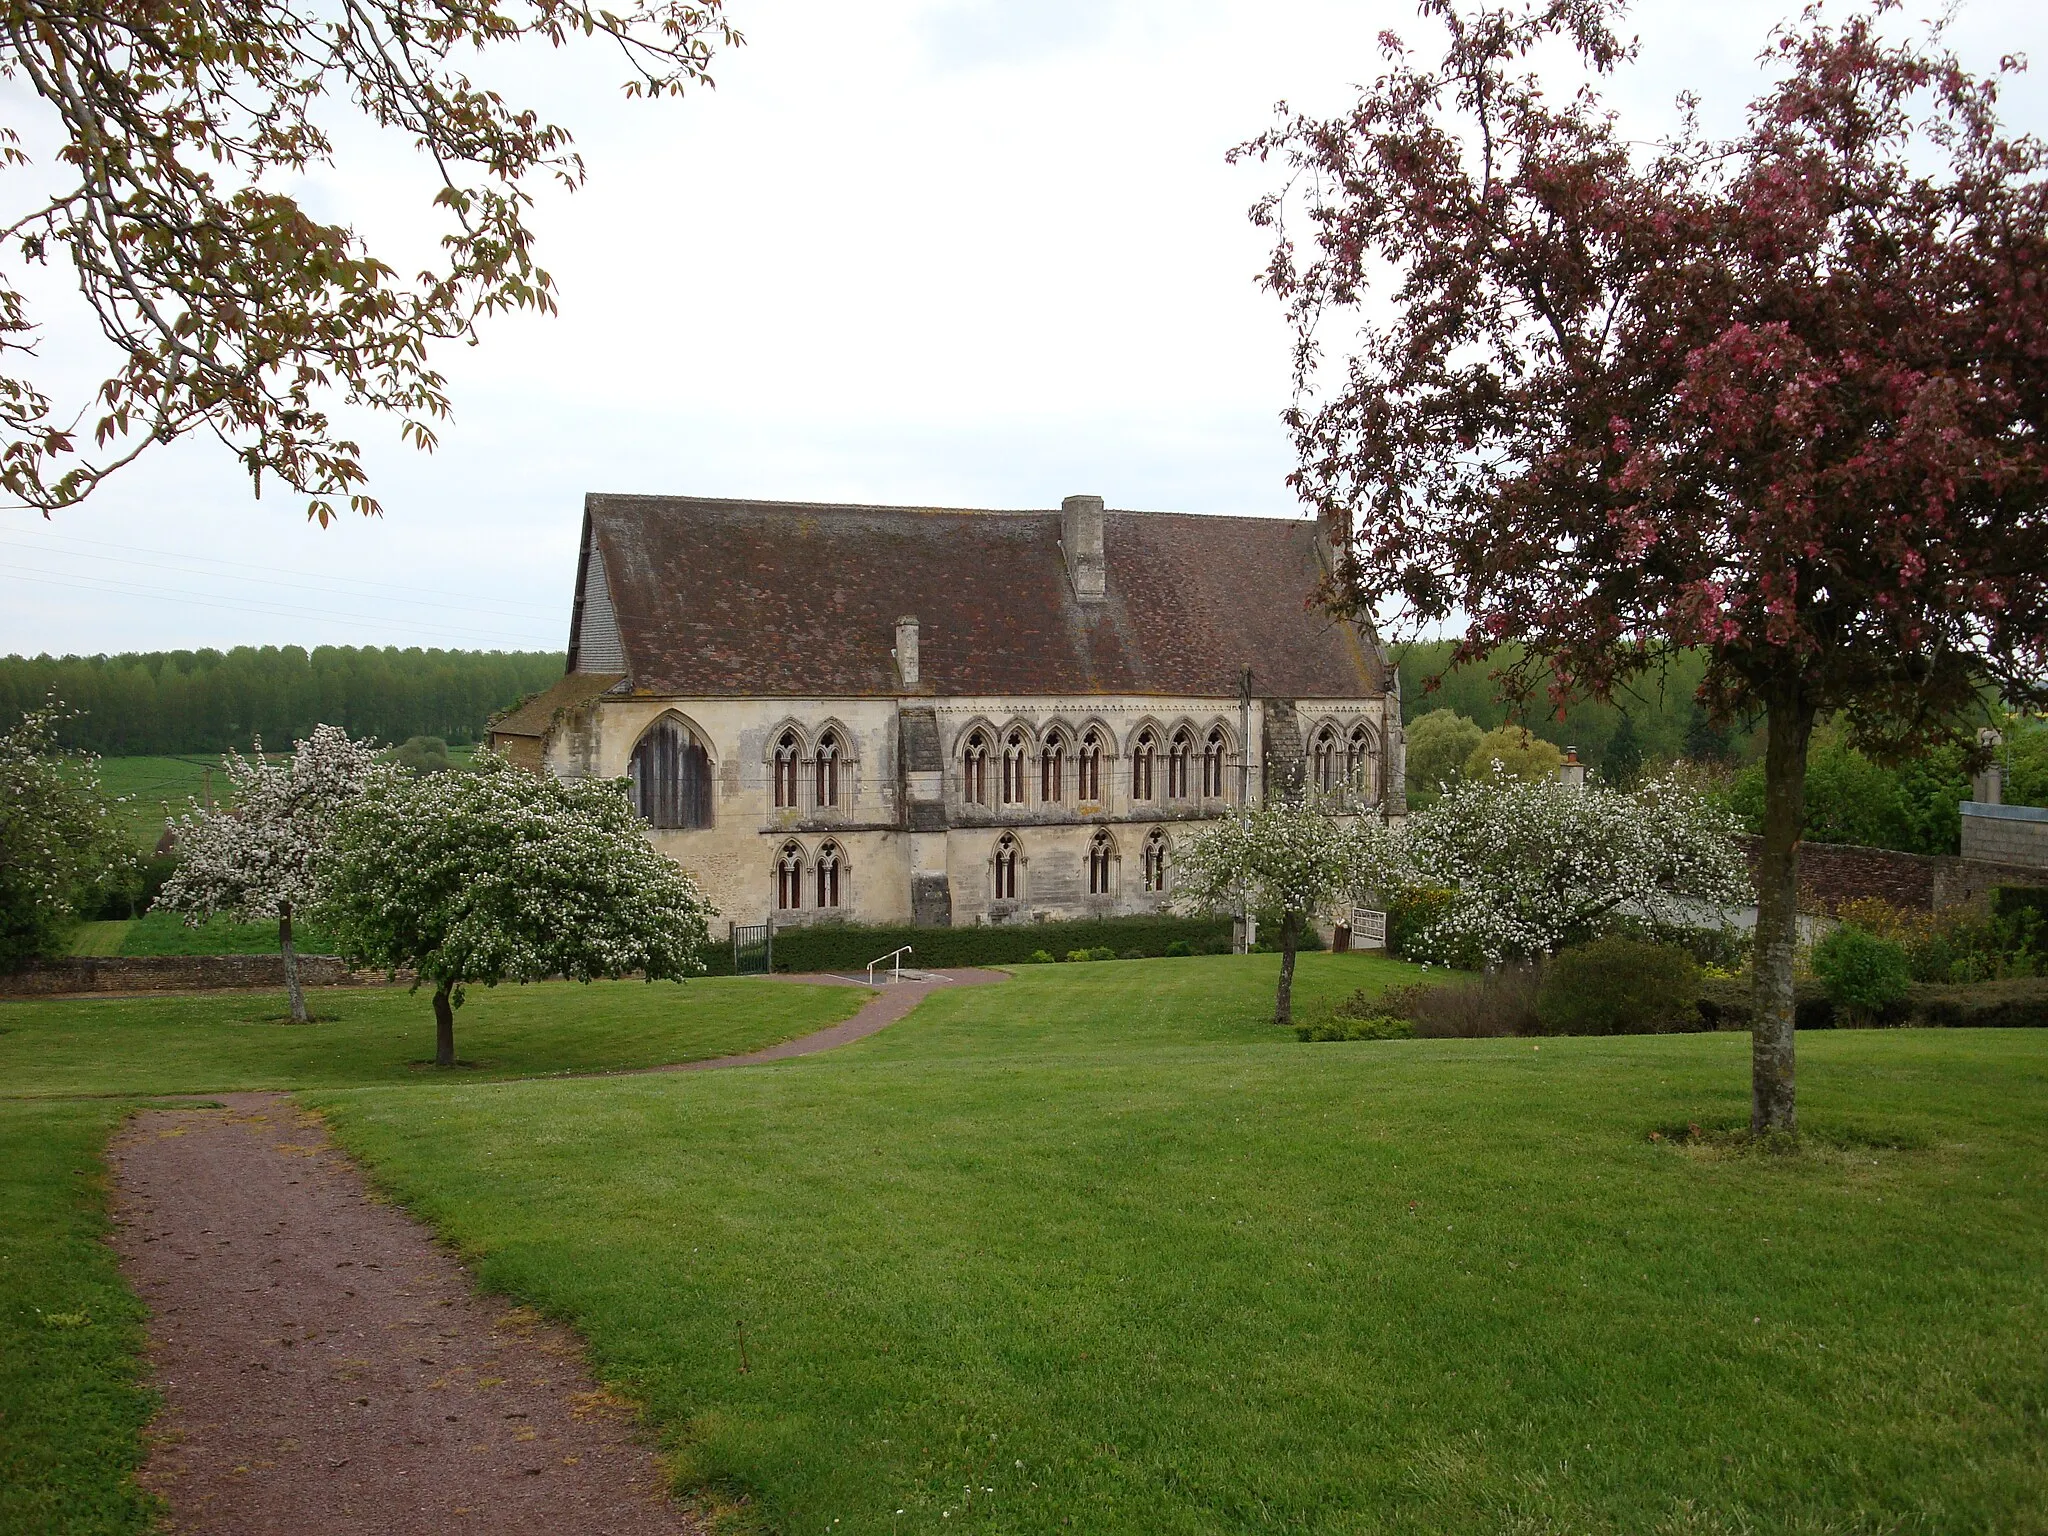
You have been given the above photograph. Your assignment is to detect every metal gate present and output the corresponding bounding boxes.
[732,921,774,976]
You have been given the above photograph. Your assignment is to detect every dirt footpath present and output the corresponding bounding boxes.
[107,1094,701,1536]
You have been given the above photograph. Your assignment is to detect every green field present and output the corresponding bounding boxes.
[9,955,2047,1534]
[302,957,2048,1535]
[88,754,224,852]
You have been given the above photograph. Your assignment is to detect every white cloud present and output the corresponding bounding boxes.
[5,0,2044,654]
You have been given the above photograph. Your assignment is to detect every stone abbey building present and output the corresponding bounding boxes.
[489,493,1405,929]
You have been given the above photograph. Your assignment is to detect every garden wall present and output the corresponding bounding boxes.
[1960,802,2048,868]
[1735,835,2048,914]
[0,955,386,997]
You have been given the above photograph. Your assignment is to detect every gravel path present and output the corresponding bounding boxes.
[104,970,1006,1531]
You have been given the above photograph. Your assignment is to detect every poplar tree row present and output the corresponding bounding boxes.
[0,647,564,755]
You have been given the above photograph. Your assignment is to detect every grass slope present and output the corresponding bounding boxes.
[0,1102,157,1535]
[0,977,868,1097]
[305,955,2048,1536]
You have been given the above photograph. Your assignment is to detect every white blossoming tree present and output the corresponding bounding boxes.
[1386,771,1751,968]
[314,752,716,1067]
[0,698,133,972]
[157,725,385,1021]
[1173,800,1367,1025]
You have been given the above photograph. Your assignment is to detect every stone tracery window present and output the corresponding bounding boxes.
[1347,723,1377,798]
[815,840,842,909]
[1132,729,1156,801]
[1202,726,1228,799]
[775,840,804,910]
[1167,727,1194,800]
[963,729,991,806]
[815,729,842,809]
[1078,728,1104,801]
[1088,828,1115,895]
[1142,828,1169,893]
[1041,730,1067,804]
[1001,730,1029,806]
[630,718,713,830]
[773,729,801,810]
[1311,725,1339,794]
[993,832,1021,901]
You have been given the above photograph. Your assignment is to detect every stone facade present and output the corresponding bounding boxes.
[1960,801,2048,870]
[492,494,1404,930]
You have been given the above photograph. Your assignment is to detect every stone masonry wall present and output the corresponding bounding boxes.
[1736,834,2048,914]
[1,954,388,997]
[1960,804,2048,868]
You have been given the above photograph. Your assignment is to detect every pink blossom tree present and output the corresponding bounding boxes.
[1237,0,2048,1131]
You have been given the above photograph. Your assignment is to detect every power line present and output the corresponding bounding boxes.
[1,567,562,650]
[0,532,569,622]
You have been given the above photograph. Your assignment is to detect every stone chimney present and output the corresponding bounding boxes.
[1061,494,1107,602]
[1974,728,2004,805]
[1558,747,1587,792]
[894,615,920,688]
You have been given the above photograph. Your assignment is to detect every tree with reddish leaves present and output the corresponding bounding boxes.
[1236,0,2048,1132]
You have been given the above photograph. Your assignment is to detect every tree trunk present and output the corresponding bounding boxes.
[433,980,456,1068]
[1751,691,1815,1136]
[1275,911,1301,1025]
[278,902,308,1024]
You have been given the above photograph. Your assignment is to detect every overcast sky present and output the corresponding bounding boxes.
[4,0,2045,658]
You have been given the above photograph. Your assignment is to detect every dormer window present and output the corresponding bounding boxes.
[1041,731,1067,803]
[1202,727,1227,798]
[773,730,801,809]
[815,729,842,808]
[1078,729,1104,801]
[963,729,991,806]
[1001,730,1028,806]
[1167,727,1194,800]
[1132,729,1156,801]
[1088,828,1114,895]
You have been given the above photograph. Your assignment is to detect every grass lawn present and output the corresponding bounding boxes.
[88,755,230,853]
[0,976,869,1097]
[0,1101,157,1535]
[296,954,2048,1536]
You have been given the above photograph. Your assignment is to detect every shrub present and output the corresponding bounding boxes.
[738,915,1231,977]
[1118,948,1145,960]
[1296,1013,1413,1042]
[1904,976,2048,1028]
[1385,887,1461,960]
[1811,925,1912,1024]
[1064,949,1090,963]
[1536,937,1702,1036]
[1027,949,1055,964]
[1376,966,1541,1038]
[1089,946,1118,962]
[1696,975,1837,1031]
[1163,940,1193,957]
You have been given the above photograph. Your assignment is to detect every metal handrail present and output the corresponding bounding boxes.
[866,945,914,985]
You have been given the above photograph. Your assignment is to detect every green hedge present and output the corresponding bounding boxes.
[1695,973,2048,1030]
[698,916,1237,977]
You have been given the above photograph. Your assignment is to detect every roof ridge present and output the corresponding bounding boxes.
[585,492,1313,528]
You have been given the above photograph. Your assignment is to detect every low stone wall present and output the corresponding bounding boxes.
[1961,802,2048,868]
[0,954,390,998]
[1736,834,2048,914]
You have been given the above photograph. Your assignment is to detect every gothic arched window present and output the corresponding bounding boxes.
[1202,726,1228,799]
[1167,727,1194,800]
[963,729,991,806]
[1311,725,1339,794]
[630,718,713,830]
[1347,723,1377,798]
[1088,828,1115,895]
[1078,728,1104,801]
[1001,730,1028,806]
[773,729,801,810]
[993,832,1021,901]
[775,841,805,910]
[1143,828,1169,893]
[1041,730,1067,804]
[815,841,842,909]
[815,730,842,809]
[1132,729,1156,801]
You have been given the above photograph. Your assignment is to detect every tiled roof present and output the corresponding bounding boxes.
[570,494,1386,699]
